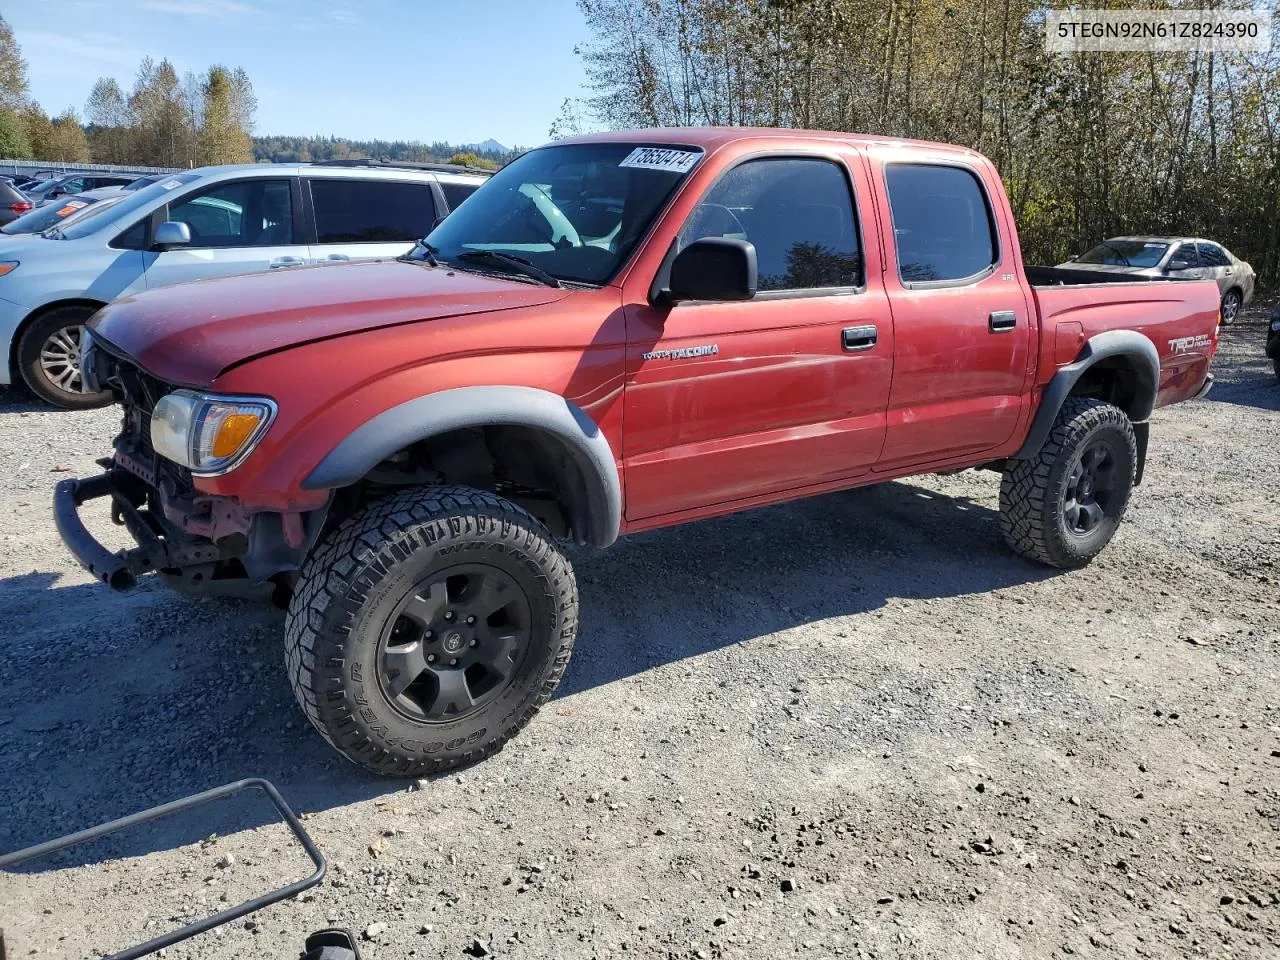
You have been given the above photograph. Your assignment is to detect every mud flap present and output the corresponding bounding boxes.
[1133,421,1149,486]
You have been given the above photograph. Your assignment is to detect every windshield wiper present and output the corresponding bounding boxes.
[1098,243,1131,266]
[406,238,439,266]
[455,250,562,288]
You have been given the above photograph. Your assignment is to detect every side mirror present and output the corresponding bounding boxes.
[667,238,757,303]
[1166,259,1191,272]
[153,220,192,249]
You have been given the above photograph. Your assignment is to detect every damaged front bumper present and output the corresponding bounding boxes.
[54,470,229,590]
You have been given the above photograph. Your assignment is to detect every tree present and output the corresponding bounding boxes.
[548,97,588,140]
[19,103,53,159]
[0,14,29,112]
[85,77,132,162]
[0,108,31,158]
[198,65,252,165]
[46,108,90,162]
[130,57,195,166]
[447,151,499,170]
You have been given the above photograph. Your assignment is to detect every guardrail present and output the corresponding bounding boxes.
[0,159,183,178]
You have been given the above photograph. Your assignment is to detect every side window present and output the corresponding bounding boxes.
[885,164,997,283]
[112,218,148,250]
[310,179,437,243]
[167,180,293,248]
[1172,243,1201,267]
[1198,243,1230,267]
[439,181,480,212]
[679,157,862,292]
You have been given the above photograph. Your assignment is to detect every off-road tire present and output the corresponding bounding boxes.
[999,398,1137,569]
[285,485,577,777]
[16,306,113,409]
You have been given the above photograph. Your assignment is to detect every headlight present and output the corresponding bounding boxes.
[0,261,18,278]
[150,390,276,476]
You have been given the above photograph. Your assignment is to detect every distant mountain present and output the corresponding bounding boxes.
[464,138,509,154]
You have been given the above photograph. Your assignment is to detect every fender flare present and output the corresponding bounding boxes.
[302,385,622,547]
[1013,329,1160,460]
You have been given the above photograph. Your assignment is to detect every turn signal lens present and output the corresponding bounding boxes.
[209,411,264,458]
[0,261,18,278]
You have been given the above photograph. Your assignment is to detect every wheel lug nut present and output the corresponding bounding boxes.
[450,658,458,666]
[466,615,476,625]
[424,629,433,639]
[445,611,455,621]
[469,638,478,648]
[427,654,436,663]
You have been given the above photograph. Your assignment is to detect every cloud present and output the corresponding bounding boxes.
[17,30,138,68]
[136,0,256,16]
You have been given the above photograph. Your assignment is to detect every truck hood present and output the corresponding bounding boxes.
[88,258,569,385]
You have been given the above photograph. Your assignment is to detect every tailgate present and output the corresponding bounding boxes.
[1030,279,1220,408]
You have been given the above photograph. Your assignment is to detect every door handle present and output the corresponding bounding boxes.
[988,310,1017,332]
[269,256,305,269]
[842,324,878,351]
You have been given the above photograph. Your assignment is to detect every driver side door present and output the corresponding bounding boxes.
[142,178,308,289]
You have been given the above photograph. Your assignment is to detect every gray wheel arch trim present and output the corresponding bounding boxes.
[1014,330,1160,460]
[302,385,622,547]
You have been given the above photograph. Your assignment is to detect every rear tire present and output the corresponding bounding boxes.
[999,398,1137,569]
[285,485,577,777]
[1219,288,1242,325]
[16,306,113,409]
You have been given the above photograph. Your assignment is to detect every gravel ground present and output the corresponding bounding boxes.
[1,305,1277,960]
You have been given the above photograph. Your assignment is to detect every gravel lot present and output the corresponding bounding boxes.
[1,305,1277,960]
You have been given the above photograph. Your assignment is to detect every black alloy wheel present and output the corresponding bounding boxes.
[378,565,531,723]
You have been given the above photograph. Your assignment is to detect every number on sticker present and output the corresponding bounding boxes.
[619,147,701,173]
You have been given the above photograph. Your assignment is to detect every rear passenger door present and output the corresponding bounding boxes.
[874,160,1034,469]
[304,178,438,264]
[1195,242,1235,293]
[142,177,310,289]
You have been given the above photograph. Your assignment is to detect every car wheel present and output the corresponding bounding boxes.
[999,398,1137,569]
[1220,288,1242,325]
[285,485,578,776]
[16,306,113,409]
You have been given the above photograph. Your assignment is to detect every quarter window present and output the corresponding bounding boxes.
[1197,243,1230,267]
[310,179,436,243]
[167,180,293,248]
[885,164,997,283]
[679,157,861,291]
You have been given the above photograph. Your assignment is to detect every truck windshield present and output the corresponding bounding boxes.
[1077,240,1169,268]
[420,142,703,285]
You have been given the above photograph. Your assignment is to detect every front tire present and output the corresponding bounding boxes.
[999,398,1137,569]
[16,306,113,409]
[285,485,577,777]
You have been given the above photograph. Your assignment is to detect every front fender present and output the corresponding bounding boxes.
[302,385,622,547]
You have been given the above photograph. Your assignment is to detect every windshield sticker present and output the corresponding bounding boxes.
[160,179,184,190]
[55,201,87,216]
[619,147,701,173]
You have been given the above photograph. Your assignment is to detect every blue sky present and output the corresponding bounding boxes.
[7,0,592,149]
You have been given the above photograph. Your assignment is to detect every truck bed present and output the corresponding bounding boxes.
[1025,265,1195,288]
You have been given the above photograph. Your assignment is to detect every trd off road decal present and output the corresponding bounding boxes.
[641,344,720,361]
[1168,333,1213,354]
[619,147,702,173]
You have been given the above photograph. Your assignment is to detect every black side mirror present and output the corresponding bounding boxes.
[667,238,757,303]
[1166,259,1191,272]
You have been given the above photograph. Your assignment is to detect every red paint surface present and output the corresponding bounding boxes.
[87,127,1221,524]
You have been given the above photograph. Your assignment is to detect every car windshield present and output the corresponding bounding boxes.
[419,142,703,285]
[1,195,102,234]
[1076,240,1169,268]
[57,171,202,240]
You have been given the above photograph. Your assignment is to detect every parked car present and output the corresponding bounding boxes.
[0,180,34,227]
[1267,307,1280,383]
[1061,236,1255,323]
[59,128,1220,776]
[25,172,141,206]
[0,161,489,407]
[0,187,126,236]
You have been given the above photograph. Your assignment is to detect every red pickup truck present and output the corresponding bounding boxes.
[60,128,1219,776]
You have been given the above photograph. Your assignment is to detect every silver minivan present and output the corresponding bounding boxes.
[0,161,488,407]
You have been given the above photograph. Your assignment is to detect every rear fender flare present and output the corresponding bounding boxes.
[302,385,621,547]
[1014,329,1160,461]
